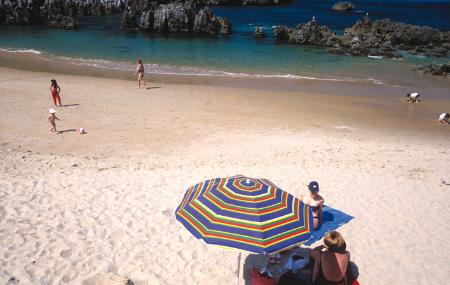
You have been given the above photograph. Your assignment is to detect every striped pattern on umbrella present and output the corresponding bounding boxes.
[175,175,313,254]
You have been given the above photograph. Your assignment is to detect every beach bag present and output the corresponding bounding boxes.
[345,261,360,285]
[249,268,276,285]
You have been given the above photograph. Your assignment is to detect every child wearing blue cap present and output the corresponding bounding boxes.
[300,181,324,230]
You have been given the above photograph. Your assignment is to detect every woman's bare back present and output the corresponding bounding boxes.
[320,251,349,282]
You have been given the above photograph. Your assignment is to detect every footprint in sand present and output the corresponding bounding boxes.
[60,249,72,258]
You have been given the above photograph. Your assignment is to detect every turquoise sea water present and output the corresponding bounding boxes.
[0,0,449,86]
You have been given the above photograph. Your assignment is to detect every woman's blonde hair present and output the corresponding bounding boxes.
[324,231,346,253]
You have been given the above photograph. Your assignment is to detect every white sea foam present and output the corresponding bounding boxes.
[0,48,42,54]
[334,125,355,130]
[54,55,391,87]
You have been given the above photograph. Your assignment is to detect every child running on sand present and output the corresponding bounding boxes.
[48,108,60,133]
[50,79,63,107]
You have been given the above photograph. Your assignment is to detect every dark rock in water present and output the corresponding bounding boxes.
[329,47,345,55]
[220,16,232,34]
[332,2,355,11]
[193,7,221,34]
[48,15,77,29]
[204,0,283,5]
[424,47,448,58]
[254,26,264,38]
[339,15,449,58]
[139,9,154,30]
[273,20,338,47]
[153,3,190,32]
[273,26,290,41]
[243,0,277,5]
[122,6,137,31]
[290,20,338,46]
[415,63,450,78]
[133,2,231,34]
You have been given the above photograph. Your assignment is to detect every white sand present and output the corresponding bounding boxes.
[0,67,449,285]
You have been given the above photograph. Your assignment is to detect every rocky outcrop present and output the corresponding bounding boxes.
[135,2,232,34]
[415,62,450,78]
[0,0,124,28]
[203,0,283,5]
[242,0,278,5]
[274,19,338,46]
[332,2,355,11]
[122,6,137,31]
[48,14,77,29]
[273,25,289,41]
[153,2,190,32]
[219,16,231,33]
[274,15,450,59]
[339,16,449,57]
[254,26,264,38]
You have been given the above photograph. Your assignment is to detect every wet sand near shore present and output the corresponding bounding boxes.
[0,53,449,151]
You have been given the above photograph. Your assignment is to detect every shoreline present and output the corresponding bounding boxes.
[1,49,449,95]
[0,54,449,146]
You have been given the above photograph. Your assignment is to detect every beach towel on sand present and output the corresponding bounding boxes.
[304,206,354,246]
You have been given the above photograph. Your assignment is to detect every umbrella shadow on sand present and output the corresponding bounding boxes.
[243,248,313,285]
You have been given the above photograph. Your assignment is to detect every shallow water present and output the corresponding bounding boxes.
[0,0,449,87]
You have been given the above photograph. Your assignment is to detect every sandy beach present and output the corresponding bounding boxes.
[1,63,450,285]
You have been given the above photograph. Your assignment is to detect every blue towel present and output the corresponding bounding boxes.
[304,206,354,246]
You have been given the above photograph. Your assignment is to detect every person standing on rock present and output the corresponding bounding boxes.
[135,59,147,89]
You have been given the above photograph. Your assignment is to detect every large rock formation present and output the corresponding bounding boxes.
[0,0,232,34]
[274,19,338,47]
[339,15,449,57]
[274,15,450,59]
[332,2,355,11]
[135,1,232,34]
[415,62,450,78]
[0,0,124,28]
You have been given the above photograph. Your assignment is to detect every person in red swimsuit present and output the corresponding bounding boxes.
[50,79,62,107]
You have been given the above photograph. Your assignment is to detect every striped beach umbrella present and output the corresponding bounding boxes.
[175,175,313,254]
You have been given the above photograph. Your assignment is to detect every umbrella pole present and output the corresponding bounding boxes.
[236,252,241,285]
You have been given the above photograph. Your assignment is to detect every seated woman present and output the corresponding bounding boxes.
[300,181,324,230]
[310,231,350,285]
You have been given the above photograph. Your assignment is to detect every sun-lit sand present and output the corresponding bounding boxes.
[1,66,449,285]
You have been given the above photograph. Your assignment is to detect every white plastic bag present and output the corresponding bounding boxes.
[284,253,309,273]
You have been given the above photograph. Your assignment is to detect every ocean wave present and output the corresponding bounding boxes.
[0,48,42,54]
[54,55,390,86]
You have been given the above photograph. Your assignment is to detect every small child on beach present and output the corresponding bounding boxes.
[50,79,63,107]
[406,92,420,103]
[48,108,60,133]
[439,113,449,124]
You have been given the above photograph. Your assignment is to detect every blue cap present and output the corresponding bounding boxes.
[308,181,319,193]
